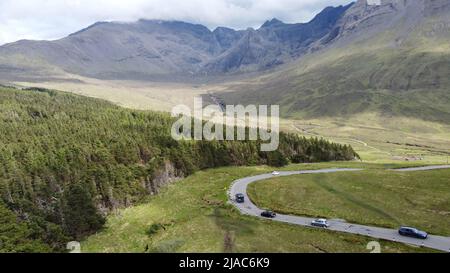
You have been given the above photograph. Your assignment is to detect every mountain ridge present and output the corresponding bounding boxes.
[0,3,354,81]
[212,0,450,123]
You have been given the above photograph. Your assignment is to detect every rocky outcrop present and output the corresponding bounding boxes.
[315,0,450,48]
[93,161,183,215]
[145,161,183,195]
[204,4,352,73]
[318,0,398,45]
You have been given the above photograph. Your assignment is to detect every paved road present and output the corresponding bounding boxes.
[393,165,450,172]
[229,167,450,252]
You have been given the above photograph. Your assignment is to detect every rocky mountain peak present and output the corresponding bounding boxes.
[261,18,285,28]
[424,0,450,16]
[354,0,369,8]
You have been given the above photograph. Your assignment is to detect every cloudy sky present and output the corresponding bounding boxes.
[0,0,359,45]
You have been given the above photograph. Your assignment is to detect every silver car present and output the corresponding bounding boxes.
[311,219,330,228]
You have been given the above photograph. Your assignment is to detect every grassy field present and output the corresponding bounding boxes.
[82,162,438,253]
[12,76,220,112]
[248,167,450,236]
[280,115,450,164]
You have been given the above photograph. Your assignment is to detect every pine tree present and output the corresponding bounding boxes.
[0,202,51,253]
[62,183,106,239]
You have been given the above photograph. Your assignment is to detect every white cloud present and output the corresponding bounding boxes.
[0,0,352,45]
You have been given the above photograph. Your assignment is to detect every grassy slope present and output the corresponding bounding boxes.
[83,162,438,253]
[218,15,450,122]
[248,168,450,236]
[11,76,218,113]
[280,115,450,164]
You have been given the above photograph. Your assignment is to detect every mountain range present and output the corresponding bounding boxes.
[1,0,450,122]
[215,0,450,122]
[0,2,356,80]
[1,1,352,80]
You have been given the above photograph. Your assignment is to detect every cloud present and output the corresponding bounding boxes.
[0,0,352,45]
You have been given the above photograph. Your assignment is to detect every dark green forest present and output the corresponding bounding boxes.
[0,86,358,252]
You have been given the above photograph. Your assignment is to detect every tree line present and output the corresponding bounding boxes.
[0,86,359,252]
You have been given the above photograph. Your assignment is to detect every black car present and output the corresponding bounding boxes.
[235,193,245,203]
[398,227,428,239]
[261,210,276,218]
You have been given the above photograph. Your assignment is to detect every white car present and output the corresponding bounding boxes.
[311,219,330,228]
[272,171,280,176]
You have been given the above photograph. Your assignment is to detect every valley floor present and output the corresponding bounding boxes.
[281,115,450,164]
[10,78,450,166]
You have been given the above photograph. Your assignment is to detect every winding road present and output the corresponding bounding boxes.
[229,166,450,252]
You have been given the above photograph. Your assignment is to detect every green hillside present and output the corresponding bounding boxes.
[217,16,450,123]
[0,86,357,252]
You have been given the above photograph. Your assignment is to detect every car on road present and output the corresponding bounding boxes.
[311,219,330,228]
[235,193,245,203]
[272,171,280,176]
[261,210,276,218]
[398,227,428,239]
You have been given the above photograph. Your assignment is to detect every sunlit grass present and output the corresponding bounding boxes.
[82,163,439,253]
[248,168,450,236]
